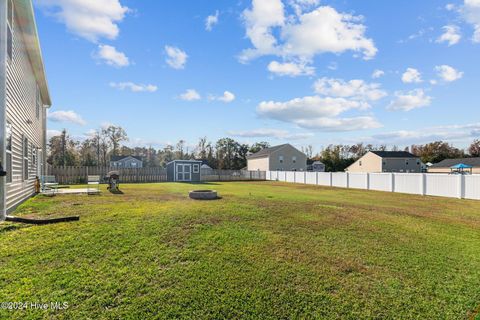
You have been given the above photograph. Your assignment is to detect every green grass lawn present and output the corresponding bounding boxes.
[1,182,480,319]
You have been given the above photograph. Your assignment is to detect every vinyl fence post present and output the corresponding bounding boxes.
[391,173,395,192]
[346,172,350,189]
[366,173,370,190]
[329,172,333,187]
[316,172,319,186]
[459,174,465,199]
[420,174,426,196]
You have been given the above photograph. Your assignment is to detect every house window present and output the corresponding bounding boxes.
[359,161,362,166]
[405,160,409,166]
[6,122,12,183]
[193,164,199,173]
[292,156,297,163]
[417,160,420,165]
[32,145,37,173]
[279,155,284,163]
[23,136,29,181]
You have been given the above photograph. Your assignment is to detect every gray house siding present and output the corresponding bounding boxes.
[110,156,143,168]
[1,0,50,217]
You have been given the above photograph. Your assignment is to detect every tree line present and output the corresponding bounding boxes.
[47,126,480,171]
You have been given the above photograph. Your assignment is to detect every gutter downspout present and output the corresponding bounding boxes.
[0,0,8,221]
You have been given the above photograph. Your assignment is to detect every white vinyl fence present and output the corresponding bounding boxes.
[266,171,480,200]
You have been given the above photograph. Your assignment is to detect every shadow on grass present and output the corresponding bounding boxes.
[108,189,124,195]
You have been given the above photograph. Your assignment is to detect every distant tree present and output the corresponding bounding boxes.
[319,145,355,172]
[102,125,128,157]
[411,141,465,163]
[47,129,79,167]
[249,142,270,154]
[302,145,314,159]
[468,140,480,157]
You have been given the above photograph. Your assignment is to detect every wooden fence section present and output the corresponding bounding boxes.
[48,166,167,184]
[47,166,266,184]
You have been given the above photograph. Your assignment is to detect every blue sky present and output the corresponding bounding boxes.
[35,0,480,152]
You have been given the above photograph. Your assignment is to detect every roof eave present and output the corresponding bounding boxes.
[16,0,51,106]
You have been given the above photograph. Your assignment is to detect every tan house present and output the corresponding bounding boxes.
[247,144,307,172]
[428,158,480,174]
[1,0,51,219]
[346,151,421,173]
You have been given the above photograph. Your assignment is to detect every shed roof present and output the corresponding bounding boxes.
[370,151,419,158]
[247,144,291,159]
[15,0,51,106]
[430,158,480,168]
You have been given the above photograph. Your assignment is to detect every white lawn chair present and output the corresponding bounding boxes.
[87,175,101,195]
[41,175,59,196]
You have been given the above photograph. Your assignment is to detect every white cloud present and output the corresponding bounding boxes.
[288,0,321,15]
[435,65,464,82]
[240,1,377,63]
[387,89,432,111]
[256,95,379,131]
[401,68,422,83]
[165,46,188,69]
[463,0,480,42]
[212,91,236,103]
[372,69,385,79]
[313,78,387,101]
[109,82,158,92]
[95,45,130,67]
[36,0,129,42]
[205,11,219,31]
[446,3,456,11]
[258,96,369,120]
[369,122,480,144]
[47,129,62,139]
[267,60,315,77]
[48,110,87,125]
[179,89,201,101]
[294,116,382,131]
[228,128,313,140]
[437,25,462,46]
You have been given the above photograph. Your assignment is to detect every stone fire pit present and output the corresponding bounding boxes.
[189,190,218,200]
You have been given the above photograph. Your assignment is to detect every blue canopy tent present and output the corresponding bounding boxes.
[450,163,473,174]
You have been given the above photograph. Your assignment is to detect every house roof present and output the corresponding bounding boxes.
[430,158,480,168]
[15,0,51,106]
[247,144,291,159]
[370,151,419,158]
[111,155,143,162]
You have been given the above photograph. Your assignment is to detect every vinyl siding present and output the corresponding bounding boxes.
[269,145,307,171]
[4,9,45,212]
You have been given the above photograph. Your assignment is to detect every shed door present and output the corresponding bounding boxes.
[176,164,192,182]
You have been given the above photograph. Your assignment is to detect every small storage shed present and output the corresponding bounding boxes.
[167,160,202,182]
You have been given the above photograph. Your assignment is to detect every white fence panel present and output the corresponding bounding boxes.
[332,172,348,188]
[369,173,392,192]
[464,175,480,200]
[305,172,317,185]
[286,172,296,183]
[425,174,459,198]
[394,173,423,195]
[349,173,368,189]
[295,172,306,184]
[317,173,331,186]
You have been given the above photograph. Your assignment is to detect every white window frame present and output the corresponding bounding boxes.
[292,156,297,163]
[23,136,29,181]
[279,155,284,163]
[193,164,199,173]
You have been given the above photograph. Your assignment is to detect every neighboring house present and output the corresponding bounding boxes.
[346,151,422,173]
[428,158,480,174]
[167,160,202,182]
[247,144,307,171]
[110,156,143,168]
[1,0,51,219]
[308,161,326,172]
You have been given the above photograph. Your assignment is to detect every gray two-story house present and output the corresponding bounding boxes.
[1,0,51,219]
[110,156,143,168]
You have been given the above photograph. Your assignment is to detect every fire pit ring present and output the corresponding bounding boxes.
[189,190,219,200]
